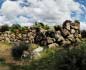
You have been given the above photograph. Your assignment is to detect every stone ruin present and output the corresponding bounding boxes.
[0,20,81,48]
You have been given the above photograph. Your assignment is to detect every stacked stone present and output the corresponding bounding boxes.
[59,20,81,47]
[0,20,81,48]
[47,20,81,48]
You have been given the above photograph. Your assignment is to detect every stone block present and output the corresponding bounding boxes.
[48,43,59,48]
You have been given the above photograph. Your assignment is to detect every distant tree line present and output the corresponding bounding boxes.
[0,22,50,33]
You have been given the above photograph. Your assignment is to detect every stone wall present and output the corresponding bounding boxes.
[0,20,81,48]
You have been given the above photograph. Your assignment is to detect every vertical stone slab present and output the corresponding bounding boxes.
[63,20,71,30]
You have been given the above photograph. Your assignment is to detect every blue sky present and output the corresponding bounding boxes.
[0,0,86,29]
[75,0,86,22]
[0,0,4,8]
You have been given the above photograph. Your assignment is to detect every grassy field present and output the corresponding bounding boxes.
[0,39,86,70]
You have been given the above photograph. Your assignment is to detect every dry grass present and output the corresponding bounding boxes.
[0,65,10,70]
[0,42,13,64]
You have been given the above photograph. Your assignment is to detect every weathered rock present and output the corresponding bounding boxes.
[22,51,30,58]
[55,31,64,43]
[48,43,59,48]
[76,38,81,43]
[61,29,70,37]
[47,37,54,44]
[71,29,75,34]
[55,30,61,36]
[18,34,22,39]
[71,22,80,30]
[67,34,75,42]
[22,34,27,38]
[4,33,8,37]
[63,20,71,30]
[74,20,80,29]
[62,39,71,47]
[57,36,64,42]
[34,32,45,45]
[5,37,11,43]
[32,47,43,59]
[40,40,47,46]
[78,34,82,39]
[29,36,34,43]
[74,32,79,38]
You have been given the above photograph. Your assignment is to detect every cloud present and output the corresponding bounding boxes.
[25,0,82,23]
[80,22,86,30]
[0,0,85,29]
[1,0,22,20]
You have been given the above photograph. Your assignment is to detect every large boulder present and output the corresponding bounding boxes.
[32,47,43,59]
[63,20,71,30]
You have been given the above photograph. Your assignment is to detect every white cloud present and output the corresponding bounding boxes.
[80,22,86,30]
[25,0,82,24]
[0,15,12,26]
[1,0,22,15]
[0,0,85,30]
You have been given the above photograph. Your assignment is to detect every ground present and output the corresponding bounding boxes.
[0,39,85,70]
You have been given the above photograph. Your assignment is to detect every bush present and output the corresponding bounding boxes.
[34,22,50,30]
[11,41,29,60]
[0,24,9,32]
[10,24,21,33]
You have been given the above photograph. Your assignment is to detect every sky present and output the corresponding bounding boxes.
[0,0,86,30]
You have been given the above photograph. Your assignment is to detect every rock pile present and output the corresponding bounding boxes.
[0,20,81,48]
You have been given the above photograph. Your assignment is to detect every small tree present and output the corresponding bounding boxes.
[0,24,9,32]
[34,22,50,30]
[10,24,21,33]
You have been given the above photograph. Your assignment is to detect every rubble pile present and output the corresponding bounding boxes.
[0,20,81,48]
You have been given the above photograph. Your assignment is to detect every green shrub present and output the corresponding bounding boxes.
[0,24,9,32]
[11,41,29,60]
